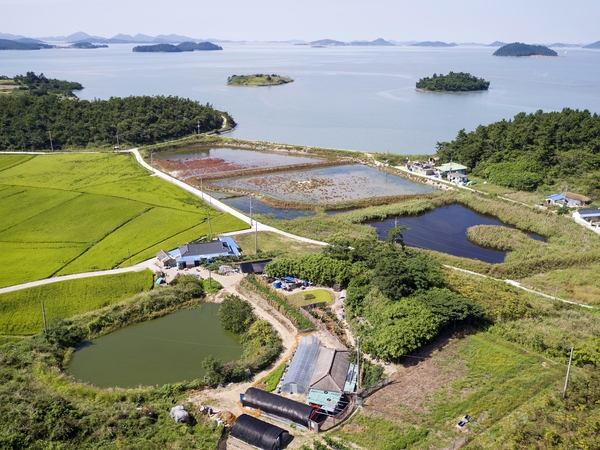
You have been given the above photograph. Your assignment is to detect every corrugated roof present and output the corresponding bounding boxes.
[282,336,321,394]
[309,349,350,393]
[307,389,342,413]
[437,163,468,171]
[179,241,229,257]
[239,259,272,274]
[577,209,600,217]
[546,194,565,201]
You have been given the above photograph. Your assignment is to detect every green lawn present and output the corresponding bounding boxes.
[0,153,248,286]
[0,270,154,335]
[288,289,333,308]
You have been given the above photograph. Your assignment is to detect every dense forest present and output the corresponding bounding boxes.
[0,94,234,150]
[71,42,108,49]
[435,108,600,194]
[493,42,558,57]
[0,72,84,97]
[265,234,484,361]
[132,42,222,52]
[0,39,52,50]
[416,72,490,92]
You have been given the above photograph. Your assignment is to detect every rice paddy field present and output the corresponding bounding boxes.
[0,271,154,335]
[0,153,248,288]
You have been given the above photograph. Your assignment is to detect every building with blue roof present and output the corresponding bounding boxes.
[157,237,242,269]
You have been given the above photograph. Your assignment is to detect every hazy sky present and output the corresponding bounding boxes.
[1,0,598,44]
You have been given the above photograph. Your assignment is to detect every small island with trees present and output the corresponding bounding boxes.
[132,42,222,52]
[416,72,490,92]
[227,74,294,86]
[493,42,558,57]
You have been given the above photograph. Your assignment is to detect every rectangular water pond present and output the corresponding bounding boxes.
[221,195,316,220]
[67,304,243,388]
[369,204,545,264]
[154,147,323,179]
[213,165,437,203]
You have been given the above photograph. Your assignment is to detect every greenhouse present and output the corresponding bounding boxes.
[241,387,317,428]
[281,336,321,394]
[230,414,289,450]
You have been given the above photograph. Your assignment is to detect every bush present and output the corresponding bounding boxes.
[219,294,256,334]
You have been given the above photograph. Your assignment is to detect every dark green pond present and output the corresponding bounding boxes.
[68,304,243,388]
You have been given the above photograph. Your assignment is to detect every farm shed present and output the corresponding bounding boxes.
[156,250,176,268]
[309,348,351,392]
[282,336,321,394]
[239,259,272,274]
[574,209,600,222]
[230,414,289,450]
[241,388,317,428]
[165,237,242,269]
[437,162,468,175]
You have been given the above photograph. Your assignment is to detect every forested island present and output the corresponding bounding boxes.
[493,42,558,57]
[436,108,600,193]
[416,72,490,92]
[227,74,294,86]
[0,38,52,50]
[132,41,222,52]
[410,41,457,47]
[71,42,108,49]
[0,72,83,97]
[0,73,233,149]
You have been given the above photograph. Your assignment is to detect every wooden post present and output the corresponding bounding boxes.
[563,347,574,399]
[41,301,48,337]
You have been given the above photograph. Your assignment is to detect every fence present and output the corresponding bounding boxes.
[299,305,348,350]
[357,376,392,398]
[318,396,356,432]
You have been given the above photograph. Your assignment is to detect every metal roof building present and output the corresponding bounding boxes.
[310,348,350,392]
[281,336,321,394]
[230,414,289,450]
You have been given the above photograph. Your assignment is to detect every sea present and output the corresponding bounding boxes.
[2,43,599,154]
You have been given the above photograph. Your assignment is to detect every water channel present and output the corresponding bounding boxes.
[369,204,545,264]
[68,304,243,388]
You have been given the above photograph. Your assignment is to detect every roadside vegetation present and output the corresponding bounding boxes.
[0,153,248,287]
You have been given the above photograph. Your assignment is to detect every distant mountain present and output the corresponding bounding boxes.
[583,40,600,49]
[16,38,45,44]
[310,39,347,46]
[486,41,506,47]
[493,42,558,57]
[0,39,52,50]
[350,38,394,46]
[0,32,28,40]
[549,43,582,48]
[457,42,485,46]
[71,42,108,49]
[411,41,457,47]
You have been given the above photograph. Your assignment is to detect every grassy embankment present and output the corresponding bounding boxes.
[232,231,323,258]
[0,153,248,288]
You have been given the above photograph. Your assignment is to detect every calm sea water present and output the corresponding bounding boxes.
[2,43,599,153]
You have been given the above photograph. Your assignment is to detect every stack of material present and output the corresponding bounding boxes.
[216,410,236,427]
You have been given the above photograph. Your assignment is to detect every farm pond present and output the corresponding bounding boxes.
[68,304,242,388]
[213,164,437,203]
[153,146,323,178]
[369,204,546,264]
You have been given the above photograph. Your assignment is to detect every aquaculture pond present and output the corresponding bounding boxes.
[213,165,437,203]
[68,304,243,388]
[221,195,315,220]
[154,147,323,179]
[369,204,545,264]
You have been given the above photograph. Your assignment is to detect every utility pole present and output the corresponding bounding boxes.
[48,131,53,152]
[206,209,213,235]
[41,301,48,337]
[249,195,253,227]
[200,176,204,200]
[115,133,120,149]
[254,219,258,254]
[357,336,361,390]
[197,119,200,135]
[563,347,574,399]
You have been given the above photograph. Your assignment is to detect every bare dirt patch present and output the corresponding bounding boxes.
[362,333,468,423]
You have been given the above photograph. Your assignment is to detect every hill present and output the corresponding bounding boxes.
[0,38,52,50]
[411,41,457,47]
[416,72,490,92]
[349,38,394,46]
[132,41,222,52]
[493,42,558,57]
[583,40,600,49]
[71,42,108,49]
[486,40,507,47]
[435,108,600,194]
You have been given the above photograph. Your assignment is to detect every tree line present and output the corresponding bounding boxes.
[435,108,600,194]
[0,94,235,150]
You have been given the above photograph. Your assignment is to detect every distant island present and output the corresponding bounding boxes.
[410,41,457,47]
[493,42,558,57]
[227,74,293,86]
[71,42,108,49]
[132,42,222,52]
[583,40,600,49]
[486,41,507,47]
[0,38,52,50]
[416,72,490,92]
[308,38,394,46]
[0,72,83,97]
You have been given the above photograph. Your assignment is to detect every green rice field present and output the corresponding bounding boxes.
[0,153,248,287]
[0,271,154,335]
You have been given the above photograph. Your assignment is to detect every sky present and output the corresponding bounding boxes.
[1,0,598,44]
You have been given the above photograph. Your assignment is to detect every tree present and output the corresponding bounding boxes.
[202,355,225,386]
[219,295,256,334]
[386,225,407,248]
